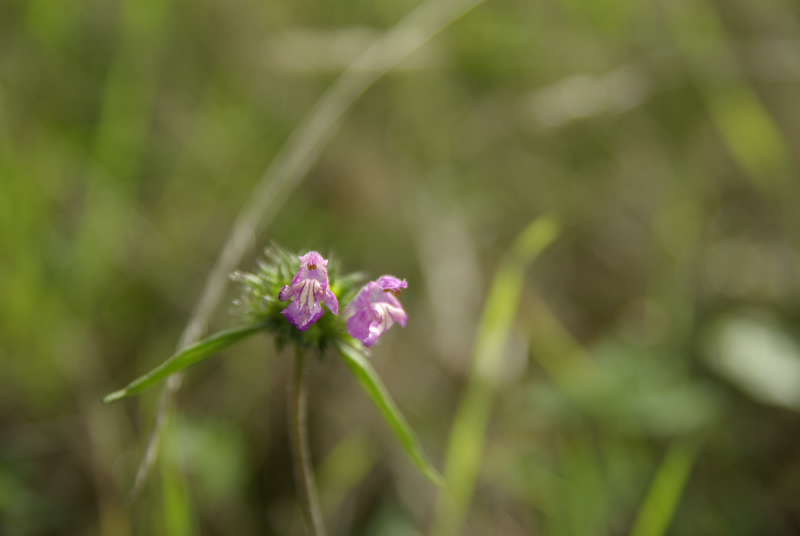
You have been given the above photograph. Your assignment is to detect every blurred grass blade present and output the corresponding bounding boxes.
[336,341,443,486]
[161,418,194,536]
[665,0,792,192]
[431,216,559,536]
[317,434,377,519]
[103,324,264,403]
[630,439,701,536]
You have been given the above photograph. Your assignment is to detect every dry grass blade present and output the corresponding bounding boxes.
[128,0,488,502]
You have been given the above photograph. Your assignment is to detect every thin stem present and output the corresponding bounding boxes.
[289,347,327,536]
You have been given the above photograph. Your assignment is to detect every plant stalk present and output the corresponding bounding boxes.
[289,347,327,536]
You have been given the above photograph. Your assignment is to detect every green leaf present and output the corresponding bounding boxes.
[335,341,443,487]
[431,215,559,536]
[103,324,264,403]
[630,438,702,536]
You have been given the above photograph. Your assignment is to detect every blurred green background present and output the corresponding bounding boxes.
[3,0,800,533]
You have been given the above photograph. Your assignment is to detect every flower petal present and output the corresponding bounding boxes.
[324,289,339,315]
[281,301,305,329]
[345,278,408,346]
[279,251,337,330]
[347,310,374,343]
[376,276,408,291]
[278,285,292,302]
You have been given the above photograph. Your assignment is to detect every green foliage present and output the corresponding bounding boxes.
[4,0,800,532]
[431,216,559,536]
[103,323,266,403]
[104,246,365,403]
[336,341,444,487]
[630,439,701,536]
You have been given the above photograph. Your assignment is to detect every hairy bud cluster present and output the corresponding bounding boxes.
[232,246,408,353]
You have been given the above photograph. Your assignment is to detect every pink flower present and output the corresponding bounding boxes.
[345,276,408,347]
[279,251,338,331]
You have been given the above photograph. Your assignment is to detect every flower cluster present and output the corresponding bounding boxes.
[233,247,408,351]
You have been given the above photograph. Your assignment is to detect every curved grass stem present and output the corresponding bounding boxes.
[289,347,327,536]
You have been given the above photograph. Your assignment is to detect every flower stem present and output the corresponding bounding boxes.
[289,346,327,536]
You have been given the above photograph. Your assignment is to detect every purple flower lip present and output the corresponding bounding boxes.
[279,251,338,331]
[345,275,408,347]
[377,276,407,292]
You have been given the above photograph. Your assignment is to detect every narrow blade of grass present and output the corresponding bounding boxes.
[629,439,700,536]
[103,324,264,403]
[317,434,377,519]
[161,418,194,536]
[665,0,793,192]
[336,341,443,487]
[430,216,559,536]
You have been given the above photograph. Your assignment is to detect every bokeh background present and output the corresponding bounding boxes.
[3,0,800,533]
